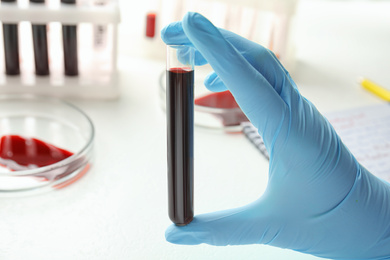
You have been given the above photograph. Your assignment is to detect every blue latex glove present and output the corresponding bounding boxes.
[161,12,390,260]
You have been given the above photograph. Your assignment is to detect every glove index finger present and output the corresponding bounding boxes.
[161,21,208,66]
[182,12,287,133]
[160,21,192,46]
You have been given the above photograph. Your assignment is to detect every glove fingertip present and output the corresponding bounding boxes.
[182,12,221,46]
[183,12,208,31]
[165,224,204,245]
[165,224,181,244]
[160,21,186,45]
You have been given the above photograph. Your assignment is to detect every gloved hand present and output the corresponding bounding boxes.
[161,12,390,260]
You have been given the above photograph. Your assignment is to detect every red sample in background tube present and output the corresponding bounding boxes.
[146,12,156,38]
[166,45,195,226]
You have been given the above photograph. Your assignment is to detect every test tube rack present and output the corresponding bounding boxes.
[0,0,120,99]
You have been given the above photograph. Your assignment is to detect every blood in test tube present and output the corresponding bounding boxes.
[30,0,50,75]
[1,0,20,75]
[166,47,195,226]
[61,0,78,76]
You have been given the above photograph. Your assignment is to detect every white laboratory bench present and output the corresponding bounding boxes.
[1,0,389,259]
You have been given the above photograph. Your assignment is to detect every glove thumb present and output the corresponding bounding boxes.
[165,200,275,246]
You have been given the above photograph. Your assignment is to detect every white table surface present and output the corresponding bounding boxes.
[1,0,390,259]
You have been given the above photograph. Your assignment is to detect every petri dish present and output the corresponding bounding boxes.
[0,95,94,196]
[159,66,248,133]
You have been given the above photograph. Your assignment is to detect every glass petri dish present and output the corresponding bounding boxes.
[159,66,248,132]
[0,95,94,196]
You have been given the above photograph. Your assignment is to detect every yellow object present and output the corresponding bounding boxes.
[360,78,390,102]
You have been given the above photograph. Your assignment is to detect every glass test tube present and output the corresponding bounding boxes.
[1,0,20,75]
[166,45,195,226]
[61,0,78,76]
[30,0,50,75]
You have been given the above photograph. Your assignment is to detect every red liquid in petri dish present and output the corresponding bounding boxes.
[195,90,248,126]
[0,135,73,170]
[0,135,90,190]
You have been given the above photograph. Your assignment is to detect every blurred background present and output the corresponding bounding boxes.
[118,0,390,110]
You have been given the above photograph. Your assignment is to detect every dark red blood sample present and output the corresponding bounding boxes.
[2,23,20,75]
[0,135,73,170]
[32,24,50,75]
[166,67,194,226]
[61,0,78,76]
[195,90,249,126]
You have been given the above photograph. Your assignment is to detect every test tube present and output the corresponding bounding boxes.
[145,12,156,38]
[30,0,50,76]
[61,0,78,76]
[93,0,109,49]
[166,45,195,226]
[1,0,20,75]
